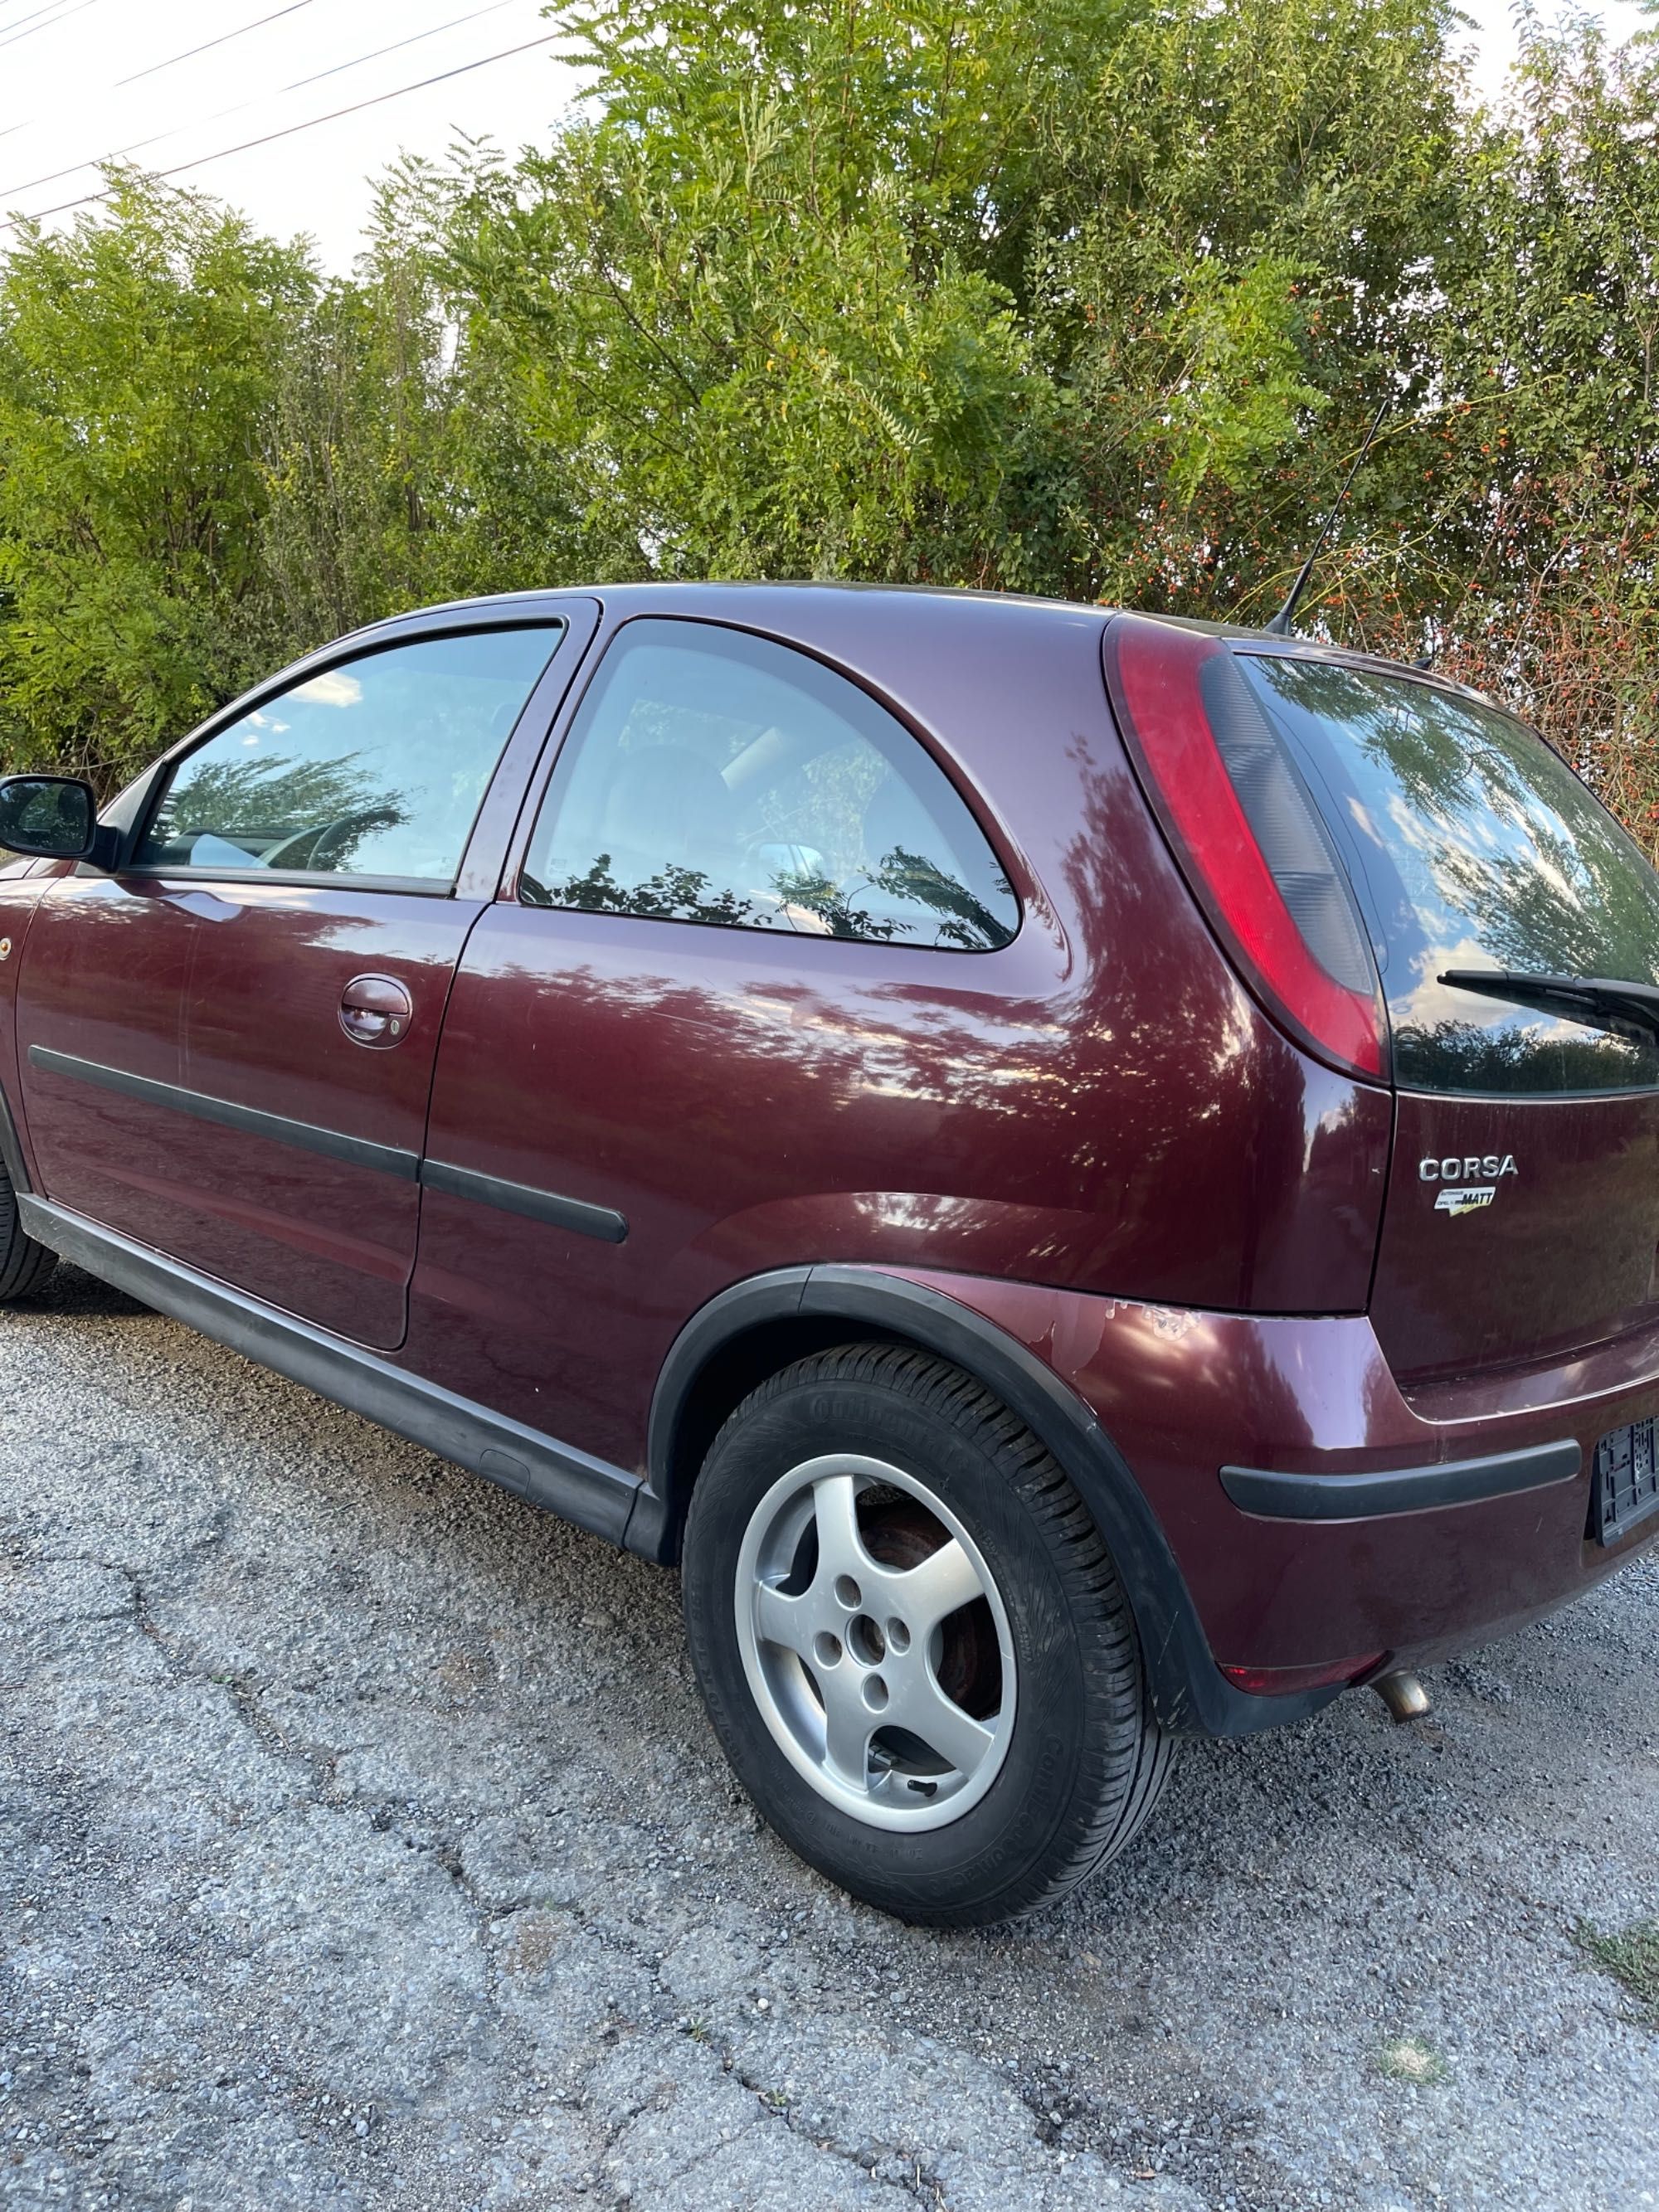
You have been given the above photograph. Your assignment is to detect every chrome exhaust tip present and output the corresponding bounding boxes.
[1373,1669,1430,1723]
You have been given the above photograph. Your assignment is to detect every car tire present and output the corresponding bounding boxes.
[682,1342,1173,1926]
[0,1158,56,1303]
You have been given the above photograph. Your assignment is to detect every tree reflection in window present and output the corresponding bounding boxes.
[140,626,561,882]
[1394,1016,1659,1096]
[1242,654,1659,1096]
[523,843,1014,950]
[519,620,1020,954]
[153,751,387,853]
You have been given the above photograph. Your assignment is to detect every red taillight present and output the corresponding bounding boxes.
[1221,1654,1384,1696]
[1103,616,1387,1081]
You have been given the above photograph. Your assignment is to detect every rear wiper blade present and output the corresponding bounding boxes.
[1438,969,1659,1045]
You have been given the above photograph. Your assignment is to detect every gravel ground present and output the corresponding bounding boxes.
[2,1266,1657,2212]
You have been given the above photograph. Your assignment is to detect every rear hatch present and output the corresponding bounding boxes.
[1237,651,1659,1381]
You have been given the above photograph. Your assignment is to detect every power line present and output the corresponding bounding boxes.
[0,0,69,41]
[231,0,520,108]
[0,0,519,204]
[0,0,97,50]
[116,0,323,89]
[2,31,560,230]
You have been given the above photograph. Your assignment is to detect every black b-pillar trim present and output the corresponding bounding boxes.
[17,1194,643,1547]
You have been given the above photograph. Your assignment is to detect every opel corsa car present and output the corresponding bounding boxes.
[4,583,1659,1927]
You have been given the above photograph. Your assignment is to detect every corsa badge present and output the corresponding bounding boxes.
[1433,1186,1496,1217]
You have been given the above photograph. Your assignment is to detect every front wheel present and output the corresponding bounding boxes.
[682,1344,1172,1926]
[0,1156,55,1303]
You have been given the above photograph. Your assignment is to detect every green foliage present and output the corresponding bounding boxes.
[0,177,314,780]
[0,0,1657,839]
[251,155,629,657]
[1338,25,1659,838]
[444,0,1092,588]
[1034,0,1468,610]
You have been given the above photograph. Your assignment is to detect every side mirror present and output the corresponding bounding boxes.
[0,775,99,861]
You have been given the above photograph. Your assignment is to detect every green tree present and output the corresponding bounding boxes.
[1316,22,1659,839]
[1035,0,1469,612]
[436,0,1129,587]
[251,153,630,657]
[2,0,1657,848]
[0,174,316,783]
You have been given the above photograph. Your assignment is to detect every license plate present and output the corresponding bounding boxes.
[1592,1418,1659,1546]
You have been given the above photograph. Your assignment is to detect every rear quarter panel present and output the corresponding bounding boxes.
[407,589,1391,1471]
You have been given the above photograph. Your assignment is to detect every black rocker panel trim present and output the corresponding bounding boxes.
[27,1045,419,1182]
[1220,1438,1581,1522]
[419,1158,628,1243]
[17,1194,642,1546]
[639,1263,1324,1741]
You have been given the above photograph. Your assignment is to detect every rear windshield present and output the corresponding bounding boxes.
[1238,654,1659,1095]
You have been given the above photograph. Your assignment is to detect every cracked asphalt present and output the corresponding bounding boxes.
[2,1265,1658,2212]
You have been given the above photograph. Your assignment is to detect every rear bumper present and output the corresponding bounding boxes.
[897,1268,1659,1699]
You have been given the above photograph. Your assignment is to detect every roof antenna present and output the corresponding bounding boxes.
[1264,395,1389,637]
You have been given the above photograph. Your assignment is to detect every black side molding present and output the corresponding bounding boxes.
[28,1045,419,1182]
[1220,1437,1582,1522]
[26,1045,629,1242]
[17,1193,643,1546]
[420,1159,628,1244]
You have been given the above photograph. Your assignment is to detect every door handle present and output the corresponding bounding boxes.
[339,974,414,1048]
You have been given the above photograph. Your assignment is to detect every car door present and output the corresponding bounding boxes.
[15,615,584,1349]
[406,611,1032,1466]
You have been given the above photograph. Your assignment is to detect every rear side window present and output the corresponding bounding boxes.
[1239,654,1659,1094]
[520,619,1018,951]
[140,626,562,886]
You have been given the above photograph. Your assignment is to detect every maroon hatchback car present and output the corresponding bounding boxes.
[2,583,1657,1925]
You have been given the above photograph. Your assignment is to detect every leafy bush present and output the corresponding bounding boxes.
[0,2,1656,839]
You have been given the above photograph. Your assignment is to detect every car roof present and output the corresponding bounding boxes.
[337,580,1493,709]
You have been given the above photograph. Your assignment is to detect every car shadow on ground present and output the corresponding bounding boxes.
[28,1260,148,1319]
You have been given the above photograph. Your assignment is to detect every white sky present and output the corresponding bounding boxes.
[0,0,1650,274]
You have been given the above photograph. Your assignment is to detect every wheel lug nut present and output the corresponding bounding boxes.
[834,1575,862,1609]
[886,1617,911,1654]
[813,1631,843,1667]
[863,1675,888,1713]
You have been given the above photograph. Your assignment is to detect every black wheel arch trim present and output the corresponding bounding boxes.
[635,1262,1326,1739]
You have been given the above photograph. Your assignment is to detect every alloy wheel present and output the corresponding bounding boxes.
[732,1452,1016,1831]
